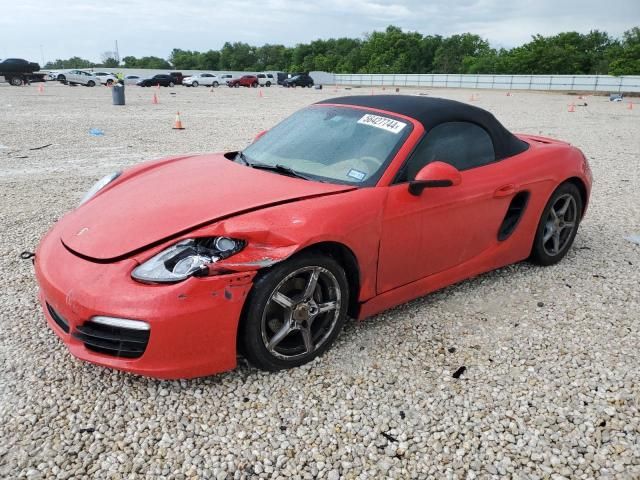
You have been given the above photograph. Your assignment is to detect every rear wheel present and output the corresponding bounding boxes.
[87,80,95,87]
[192,81,199,87]
[106,79,114,86]
[169,82,175,87]
[530,182,582,266]
[213,81,219,87]
[239,253,349,371]
[9,76,23,86]
[266,81,271,87]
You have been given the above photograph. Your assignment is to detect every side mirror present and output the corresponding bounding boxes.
[409,161,462,196]
[253,130,268,142]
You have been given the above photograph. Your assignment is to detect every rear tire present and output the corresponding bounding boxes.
[530,182,582,266]
[213,81,219,87]
[239,253,349,371]
[87,80,95,87]
[192,81,198,87]
[169,82,175,87]
[9,76,23,86]
[266,81,271,87]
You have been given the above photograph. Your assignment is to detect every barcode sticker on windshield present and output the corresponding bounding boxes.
[357,114,407,134]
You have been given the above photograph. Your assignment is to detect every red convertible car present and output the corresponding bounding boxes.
[35,96,592,378]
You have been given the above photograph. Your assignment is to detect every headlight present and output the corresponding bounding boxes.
[79,171,121,206]
[131,237,245,283]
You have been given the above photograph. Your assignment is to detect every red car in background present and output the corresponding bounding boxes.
[227,75,259,88]
[34,96,592,379]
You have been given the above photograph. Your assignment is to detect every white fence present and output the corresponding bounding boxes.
[332,73,640,93]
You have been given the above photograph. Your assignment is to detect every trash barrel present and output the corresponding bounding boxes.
[112,84,125,105]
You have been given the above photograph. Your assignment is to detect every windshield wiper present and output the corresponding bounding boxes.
[235,151,251,165]
[248,162,313,181]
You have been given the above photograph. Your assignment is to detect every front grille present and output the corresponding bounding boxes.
[72,321,149,359]
[46,303,69,333]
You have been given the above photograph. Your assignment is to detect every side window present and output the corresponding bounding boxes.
[397,122,495,182]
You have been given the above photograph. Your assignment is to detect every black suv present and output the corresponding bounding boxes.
[283,74,314,88]
[0,58,40,74]
[137,74,176,87]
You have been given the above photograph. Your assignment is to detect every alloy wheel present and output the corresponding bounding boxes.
[261,266,341,360]
[542,193,577,256]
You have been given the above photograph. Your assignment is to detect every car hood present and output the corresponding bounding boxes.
[59,154,355,261]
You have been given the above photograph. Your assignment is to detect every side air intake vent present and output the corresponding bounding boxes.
[498,191,530,241]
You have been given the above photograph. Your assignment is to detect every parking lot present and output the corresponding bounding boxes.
[1,83,639,479]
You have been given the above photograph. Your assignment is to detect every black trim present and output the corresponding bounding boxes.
[498,191,530,241]
[46,303,69,333]
[409,179,453,195]
[72,321,150,359]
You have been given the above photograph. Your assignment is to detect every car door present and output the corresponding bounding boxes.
[377,121,521,293]
[67,70,80,83]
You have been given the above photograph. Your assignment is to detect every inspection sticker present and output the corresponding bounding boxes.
[347,168,367,181]
[357,114,407,134]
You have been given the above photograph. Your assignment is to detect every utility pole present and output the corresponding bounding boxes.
[115,40,120,64]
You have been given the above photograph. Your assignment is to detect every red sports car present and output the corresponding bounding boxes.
[35,96,592,378]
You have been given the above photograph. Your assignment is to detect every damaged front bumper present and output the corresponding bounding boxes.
[35,229,256,379]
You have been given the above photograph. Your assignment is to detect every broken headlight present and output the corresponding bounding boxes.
[131,237,245,283]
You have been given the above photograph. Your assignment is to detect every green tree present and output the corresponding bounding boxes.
[609,27,640,75]
[433,34,491,73]
[44,57,94,69]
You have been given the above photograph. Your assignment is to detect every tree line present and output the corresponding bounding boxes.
[44,25,640,76]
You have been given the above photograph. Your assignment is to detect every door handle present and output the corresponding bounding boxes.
[494,184,516,198]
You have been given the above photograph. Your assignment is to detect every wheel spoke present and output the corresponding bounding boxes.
[560,222,575,231]
[552,231,561,254]
[317,301,338,314]
[556,196,572,217]
[543,225,555,243]
[267,321,294,351]
[549,208,558,222]
[272,291,294,309]
[300,326,314,354]
[303,268,320,299]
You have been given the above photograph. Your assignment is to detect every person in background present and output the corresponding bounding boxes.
[116,71,124,85]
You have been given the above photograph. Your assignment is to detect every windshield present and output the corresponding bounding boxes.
[239,106,412,186]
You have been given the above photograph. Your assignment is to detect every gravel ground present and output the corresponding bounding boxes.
[1,83,639,479]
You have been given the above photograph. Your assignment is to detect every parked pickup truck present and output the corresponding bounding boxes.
[0,58,47,86]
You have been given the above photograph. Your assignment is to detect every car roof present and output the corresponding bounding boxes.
[316,95,528,160]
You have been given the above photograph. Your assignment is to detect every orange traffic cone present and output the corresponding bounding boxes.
[152,93,159,104]
[172,111,185,130]
[258,89,263,98]
[38,83,44,94]
[156,83,160,90]
[568,103,575,112]
[628,102,633,110]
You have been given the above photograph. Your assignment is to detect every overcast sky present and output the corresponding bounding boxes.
[1,0,638,64]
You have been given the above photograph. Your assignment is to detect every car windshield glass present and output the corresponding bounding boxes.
[238,106,412,186]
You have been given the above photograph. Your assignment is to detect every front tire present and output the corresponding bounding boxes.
[213,81,219,87]
[87,80,95,87]
[169,82,175,87]
[192,81,198,87]
[239,253,349,371]
[530,182,582,266]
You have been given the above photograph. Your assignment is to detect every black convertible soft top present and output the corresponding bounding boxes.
[317,95,528,160]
